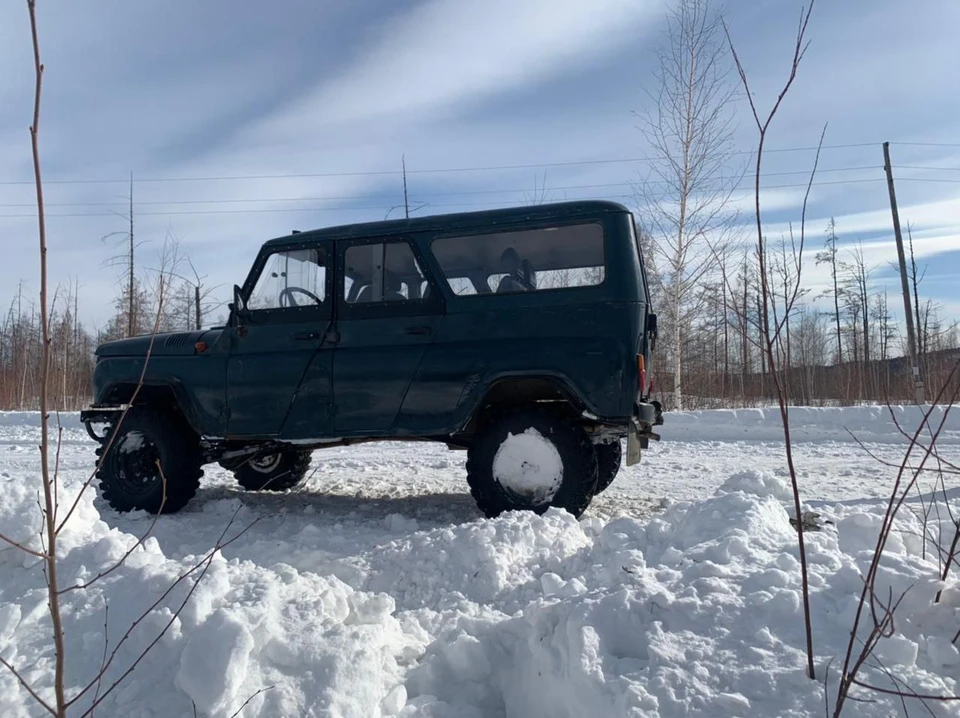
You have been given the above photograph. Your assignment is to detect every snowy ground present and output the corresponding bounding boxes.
[2,406,960,716]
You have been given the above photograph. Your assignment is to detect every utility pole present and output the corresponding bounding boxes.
[402,154,410,219]
[72,277,78,347]
[883,141,925,404]
[127,171,135,337]
[194,285,201,330]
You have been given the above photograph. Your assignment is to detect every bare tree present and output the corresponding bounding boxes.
[0,11,261,715]
[816,218,844,365]
[833,384,960,715]
[635,0,741,410]
[522,171,552,206]
[19,3,69,713]
[724,0,819,680]
[906,224,927,361]
[842,242,873,399]
[384,155,427,219]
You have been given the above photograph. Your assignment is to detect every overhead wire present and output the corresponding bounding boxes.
[0,165,888,208]
[1,176,949,219]
[0,141,892,187]
[0,139,955,219]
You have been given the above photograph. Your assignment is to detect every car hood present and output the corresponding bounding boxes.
[95,328,224,357]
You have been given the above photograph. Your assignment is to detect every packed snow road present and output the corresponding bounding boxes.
[1,406,960,717]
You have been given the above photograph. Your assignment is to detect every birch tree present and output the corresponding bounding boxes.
[635,0,741,410]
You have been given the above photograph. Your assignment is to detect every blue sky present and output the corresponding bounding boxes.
[1,0,959,333]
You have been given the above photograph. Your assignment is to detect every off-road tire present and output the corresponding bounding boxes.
[466,407,598,518]
[594,440,622,495]
[233,448,311,492]
[95,406,203,514]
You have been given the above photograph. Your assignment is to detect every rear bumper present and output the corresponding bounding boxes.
[626,399,663,467]
[635,399,663,427]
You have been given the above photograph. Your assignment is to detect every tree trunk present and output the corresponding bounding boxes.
[673,287,683,410]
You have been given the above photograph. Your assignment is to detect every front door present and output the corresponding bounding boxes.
[333,237,444,435]
[225,242,334,438]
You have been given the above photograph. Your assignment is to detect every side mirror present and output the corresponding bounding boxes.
[231,285,250,324]
[647,312,658,351]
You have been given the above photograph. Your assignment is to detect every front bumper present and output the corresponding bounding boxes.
[80,406,123,424]
[80,406,124,443]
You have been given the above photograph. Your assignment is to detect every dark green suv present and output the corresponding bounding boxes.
[81,200,662,518]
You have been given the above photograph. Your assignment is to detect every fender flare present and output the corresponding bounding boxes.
[95,380,204,435]
[454,371,594,434]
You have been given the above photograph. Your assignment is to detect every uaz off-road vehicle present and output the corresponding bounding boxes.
[81,200,662,518]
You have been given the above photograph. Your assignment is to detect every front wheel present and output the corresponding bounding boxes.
[232,448,312,491]
[466,408,598,518]
[95,406,203,514]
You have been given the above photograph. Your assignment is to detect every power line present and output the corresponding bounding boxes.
[897,165,960,172]
[0,177,913,220]
[0,156,953,220]
[897,177,960,184]
[7,169,959,219]
[0,165,889,208]
[893,141,960,149]
[0,142,885,187]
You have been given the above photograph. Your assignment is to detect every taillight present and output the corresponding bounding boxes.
[637,354,646,395]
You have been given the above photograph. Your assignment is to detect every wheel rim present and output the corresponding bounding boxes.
[110,430,162,498]
[492,428,563,505]
[249,453,283,474]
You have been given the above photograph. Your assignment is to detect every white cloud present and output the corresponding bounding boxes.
[245,0,663,137]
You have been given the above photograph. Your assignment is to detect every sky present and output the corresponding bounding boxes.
[0,0,959,335]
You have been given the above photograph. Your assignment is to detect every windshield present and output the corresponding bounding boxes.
[248,247,328,310]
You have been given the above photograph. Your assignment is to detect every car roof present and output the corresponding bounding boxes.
[262,199,631,249]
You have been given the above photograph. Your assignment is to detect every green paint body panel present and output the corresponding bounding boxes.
[87,200,657,443]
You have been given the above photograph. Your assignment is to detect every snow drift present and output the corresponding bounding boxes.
[664,404,960,444]
[0,409,958,717]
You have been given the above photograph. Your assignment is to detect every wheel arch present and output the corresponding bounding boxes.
[457,372,591,437]
[97,381,202,435]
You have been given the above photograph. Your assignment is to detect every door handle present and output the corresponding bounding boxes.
[405,326,431,335]
[293,331,321,341]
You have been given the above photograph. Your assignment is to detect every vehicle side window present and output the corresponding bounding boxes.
[248,247,328,310]
[430,222,605,295]
[344,241,428,303]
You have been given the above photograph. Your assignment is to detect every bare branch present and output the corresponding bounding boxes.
[228,686,275,718]
[0,529,49,558]
[724,0,818,681]
[0,655,56,715]
[59,461,168,593]
[849,679,960,702]
[91,604,110,714]
[70,508,260,712]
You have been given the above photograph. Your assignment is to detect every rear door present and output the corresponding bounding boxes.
[225,243,334,438]
[332,236,444,435]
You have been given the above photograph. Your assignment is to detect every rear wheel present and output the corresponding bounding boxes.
[95,406,203,514]
[594,441,622,494]
[466,407,598,518]
[232,448,311,491]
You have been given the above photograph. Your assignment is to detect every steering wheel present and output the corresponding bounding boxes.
[278,286,322,307]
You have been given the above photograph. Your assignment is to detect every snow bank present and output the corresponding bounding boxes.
[663,404,960,444]
[400,472,960,717]
[0,487,416,717]
[2,409,960,717]
[0,411,83,430]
